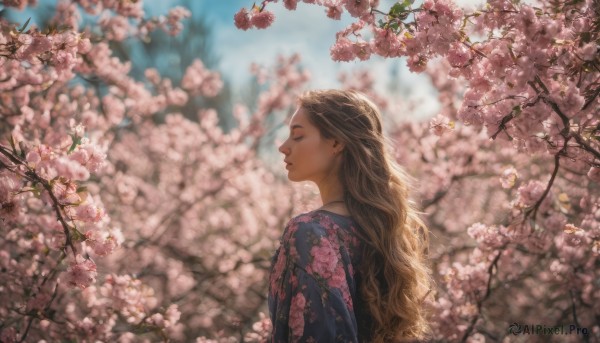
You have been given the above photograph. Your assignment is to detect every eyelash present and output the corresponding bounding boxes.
[293,137,303,141]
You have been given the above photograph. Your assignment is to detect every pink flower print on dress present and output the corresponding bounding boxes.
[309,238,339,279]
[270,248,287,293]
[328,264,347,289]
[289,293,306,338]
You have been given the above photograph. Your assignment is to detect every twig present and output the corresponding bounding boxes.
[0,144,77,255]
[489,96,541,140]
[524,145,565,223]
[460,247,504,342]
[571,132,600,160]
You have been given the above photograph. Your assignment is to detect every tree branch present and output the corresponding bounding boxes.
[0,144,77,255]
[460,247,505,342]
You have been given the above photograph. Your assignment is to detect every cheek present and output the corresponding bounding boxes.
[299,144,322,163]
[294,141,332,170]
[305,150,332,170]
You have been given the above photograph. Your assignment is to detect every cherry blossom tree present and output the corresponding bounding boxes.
[0,0,198,340]
[0,1,312,341]
[235,0,600,341]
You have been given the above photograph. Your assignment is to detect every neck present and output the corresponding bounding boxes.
[317,180,344,207]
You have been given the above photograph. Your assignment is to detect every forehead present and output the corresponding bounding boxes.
[287,107,310,129]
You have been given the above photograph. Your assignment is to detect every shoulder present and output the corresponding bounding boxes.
[282,212,326,245]
[280,212,336,264]
[282,211,343,241]
[283,213,357,297]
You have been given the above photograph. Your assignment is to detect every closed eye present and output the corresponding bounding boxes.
[293,137,303,141]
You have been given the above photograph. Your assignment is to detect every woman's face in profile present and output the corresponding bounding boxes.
[278,106,339,183]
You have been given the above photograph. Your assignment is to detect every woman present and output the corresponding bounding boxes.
[270,89,433,342]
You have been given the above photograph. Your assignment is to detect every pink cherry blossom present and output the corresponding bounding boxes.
[344,0,371,17]
[352,39,371,61]
[85,229,122,256]
[371,27,403,58]
[234,8,252,30]
[245,312,272,342]
[165,6,191,35]
[330,36,356,61]
[53,50,76,71]
[181,59,223,97]
[251,10,276,29]
[65,255,97,289]
[588,167,600,183]
[578,42,597,61]
[429,114,455,136]
[466,223,509,249]
[500,166,519,189]
[447,42,472,67]
[0,327,17,343]
[74,196,105,223]
[283,0,298,10]
[99,14,130,41]
[407,54,428,73]
[326,5,343,19]
[516,180,546,208]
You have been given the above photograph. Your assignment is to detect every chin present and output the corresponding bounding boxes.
[287,175,301,182]
[286,172,304,182]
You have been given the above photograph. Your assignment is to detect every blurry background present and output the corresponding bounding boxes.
[3,0,485,166]
[5,0,441,121]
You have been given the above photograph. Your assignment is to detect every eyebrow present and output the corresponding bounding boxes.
[290,124,304,130]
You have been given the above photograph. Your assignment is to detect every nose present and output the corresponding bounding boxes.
[278,141,289,156]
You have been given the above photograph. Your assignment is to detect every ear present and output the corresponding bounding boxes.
[332,140,345,152]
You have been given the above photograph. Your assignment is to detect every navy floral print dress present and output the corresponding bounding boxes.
[268,209,373,343]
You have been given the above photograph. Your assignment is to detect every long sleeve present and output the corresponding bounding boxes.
[268,218,359,343]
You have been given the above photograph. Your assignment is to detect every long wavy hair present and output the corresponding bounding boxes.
[298,89,434,342]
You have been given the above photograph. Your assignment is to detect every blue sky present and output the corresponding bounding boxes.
[190,0,483,121]
[192,1,443,121]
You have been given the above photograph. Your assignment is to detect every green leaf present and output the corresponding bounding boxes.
[32,184,42,198]
[71,227,85,242]
[68,135,82,154]
[389,0,414,17]
[18,17,31,33]
[18,141,27,159]
[512,105,522,116]
[389,2,404,16]
[8,135,17,155]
